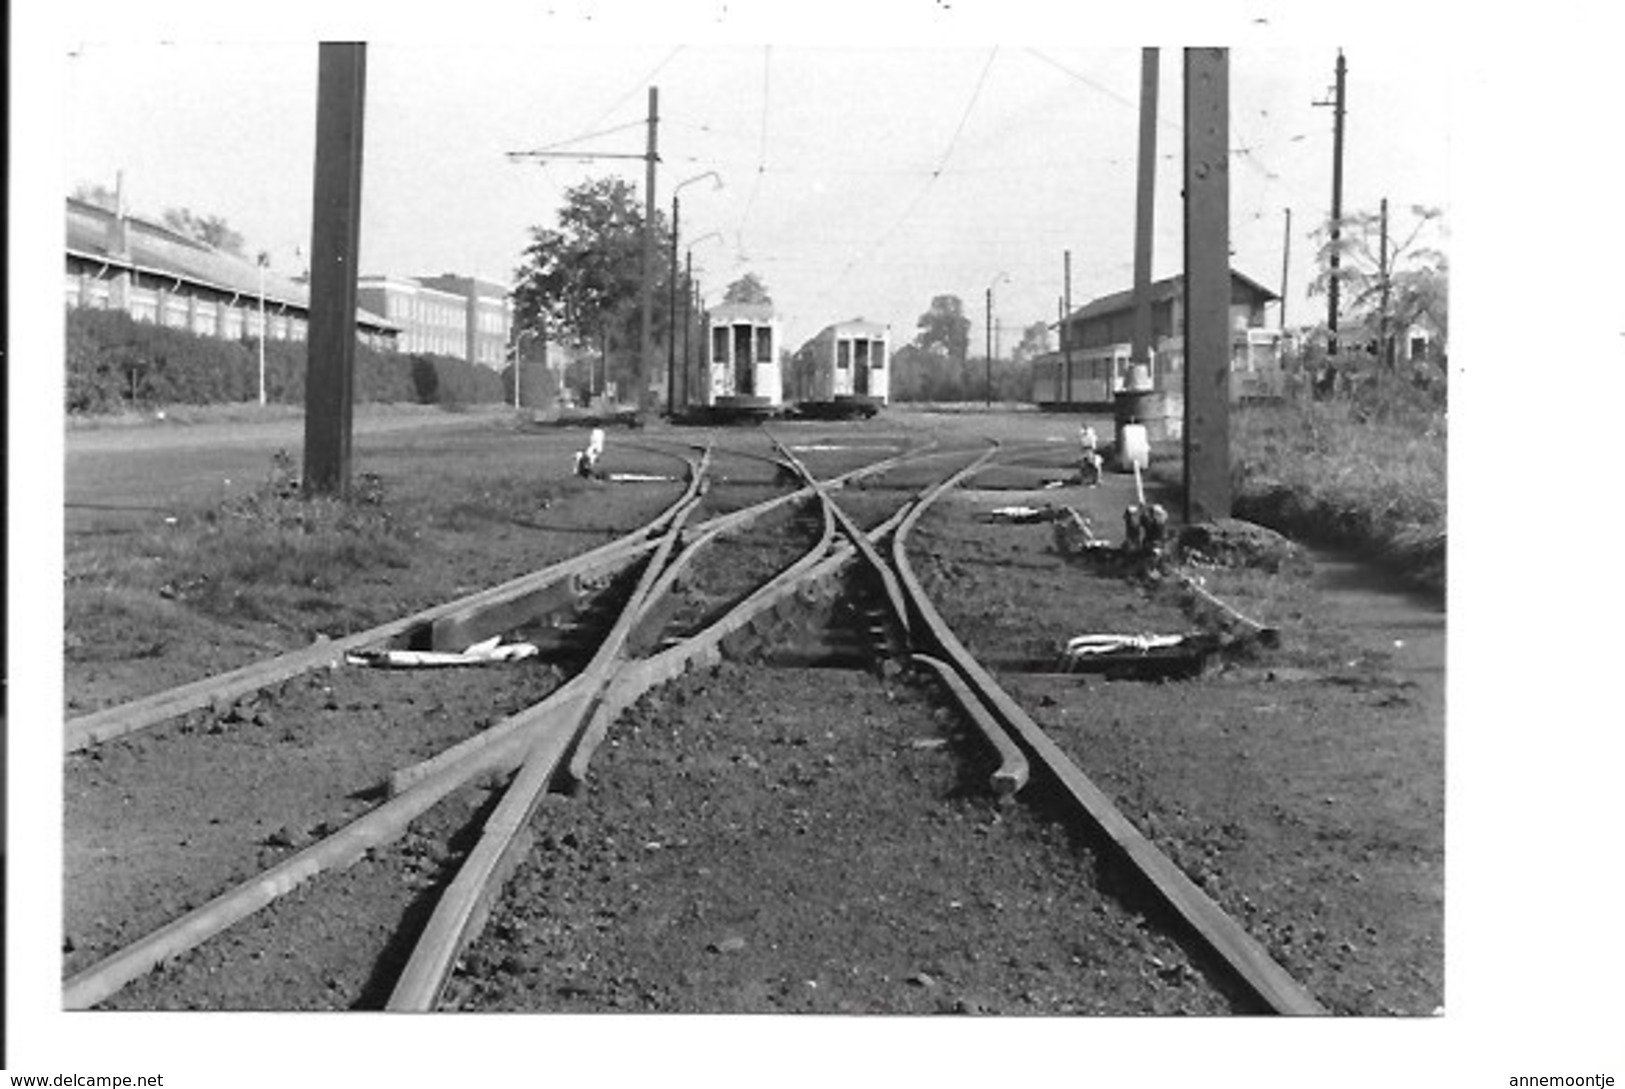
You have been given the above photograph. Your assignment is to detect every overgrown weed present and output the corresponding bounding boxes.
[79,451,413,632]
[423,473,588,531]
[1227,382,1446,594]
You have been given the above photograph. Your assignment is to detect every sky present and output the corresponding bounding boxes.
[13,1,1625,1085]
[56,33,1449,353]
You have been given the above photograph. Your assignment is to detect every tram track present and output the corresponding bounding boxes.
[780,433,1323,1013]
[62,435,942,1009]
[442,438,1257,1014]
[64,426,1325,1014]
[61,415,1442,1016]
[449,435,1321,1013]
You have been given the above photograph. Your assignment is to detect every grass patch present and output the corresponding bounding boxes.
[1226,390,1446,595]
[419,474,590,532]
[66,453,417,640]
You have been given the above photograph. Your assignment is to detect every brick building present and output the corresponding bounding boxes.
[357,273,515,368]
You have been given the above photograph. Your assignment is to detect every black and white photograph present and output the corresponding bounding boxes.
[7,1,1622,1086]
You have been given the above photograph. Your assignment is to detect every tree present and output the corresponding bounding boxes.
[914,294,970,364]
[1012,320,1051,365]
[512,176,674,397]
[722,272,772,305]
[162,207,246,255]
[1308,203,1447,368]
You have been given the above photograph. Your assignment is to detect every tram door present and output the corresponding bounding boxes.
[733,325,754,396]
[853,338,871,396]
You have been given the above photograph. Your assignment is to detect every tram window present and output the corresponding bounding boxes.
[712,327,729,363]
[869,341,885,368]
[756,327,773,362]
[837,341,851,369]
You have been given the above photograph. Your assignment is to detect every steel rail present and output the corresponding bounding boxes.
[62,441,955,1010]
[388,444,996,1009]
[62,436,929,754]
[383,441,931,795]
[886,453,1327,1016]
[64,454,716,1009]
[386,455,713,1010]
[910,653,1029,796]
[564,448,988,789]
[63,470,702,753]
[765,431,912,641]
[563,493,840,785]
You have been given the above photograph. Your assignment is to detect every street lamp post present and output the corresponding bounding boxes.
[669,171,723,416]
[511,327,539,410]
[257,252,269,406]
[985,271,1009,408]
[684,252,694,410]
[684,231,723,411]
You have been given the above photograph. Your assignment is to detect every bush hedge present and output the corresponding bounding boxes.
[65,308,506,413]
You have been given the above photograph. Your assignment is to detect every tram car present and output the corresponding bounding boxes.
[694,301,783,418]
[787,319,889,419]
[1031,328,1284,410]
[1031,344,1146,410]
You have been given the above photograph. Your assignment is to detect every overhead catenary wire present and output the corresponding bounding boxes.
[1027,48,1182,133]
[585,45,684,133]
[507,119,649,158]
[522,46,1384,347]
[1032,47,1286,185]
[806,46,1000,311]
[733,45,772,259]
[506,48,684,168]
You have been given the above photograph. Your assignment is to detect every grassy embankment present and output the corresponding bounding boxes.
[1222,381,1446,596]
[66,450,592,668]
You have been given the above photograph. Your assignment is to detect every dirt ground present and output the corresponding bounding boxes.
[60,408,1444,1017]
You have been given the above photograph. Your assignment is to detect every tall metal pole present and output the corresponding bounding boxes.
[512,328,537,410]
[1317,50,1347,360]
[1063,250,1073,406]
[683,251,693,410]
[639,87,660,404]
[303,41,366,497]
[1378,196,1391,368]
[1057,296,1064,402]
[985,287,993,407]
[668,190,680,416]
[257,253,268,405]
[665,172,721,416]
[1130,47,1159,370]
[1280,207,1292,332]
[1182,46,1231,524]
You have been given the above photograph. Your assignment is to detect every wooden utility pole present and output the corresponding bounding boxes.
[1063,251,1073,406]
[640,87,660,404]
[682,251,694,410]
[1280,207,1292,331]
[1056,296,1064,401]
[985,287,993,407]
[668,187,681,415]
[1130,47,1159,368]
[1314,50,1347,359]
[1182,47,1231,524]
[303,42,367,497]
[1378,196,1391,368]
